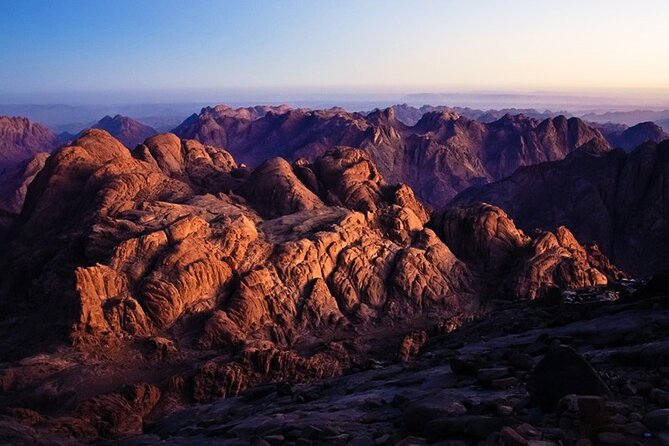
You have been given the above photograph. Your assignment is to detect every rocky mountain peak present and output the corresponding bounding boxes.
[90,114,157,148]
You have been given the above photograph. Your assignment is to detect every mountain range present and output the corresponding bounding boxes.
[174,105,612,206]
[594,121,669,152]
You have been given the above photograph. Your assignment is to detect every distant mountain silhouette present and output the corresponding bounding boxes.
[384,103,567,126]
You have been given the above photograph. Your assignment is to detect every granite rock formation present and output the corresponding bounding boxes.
[0,116,60,168]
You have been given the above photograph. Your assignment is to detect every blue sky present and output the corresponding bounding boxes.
[1,0,668,103]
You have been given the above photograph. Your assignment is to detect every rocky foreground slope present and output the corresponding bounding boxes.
[119,286,669,446]
[0,130,623,444]
[174,105,611,206]
[452,141,669,276]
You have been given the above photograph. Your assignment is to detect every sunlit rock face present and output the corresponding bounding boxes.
[431,203,621,300]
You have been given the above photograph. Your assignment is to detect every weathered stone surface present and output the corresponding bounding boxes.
[74,383,161,437]
[242,157,323,217]
[397,331,428,362]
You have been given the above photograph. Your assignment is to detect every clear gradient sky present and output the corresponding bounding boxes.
[1,0,668,104]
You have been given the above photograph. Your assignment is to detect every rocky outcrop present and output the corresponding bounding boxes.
[89,114,157,149]
[0,129,620,350]
[430,203,621,299]
[0,116,60,224]
[73,383,161,437]
[241,157,323,217]
[173,105,610,206]
[313,147,386,212]
[112,291,669,446]
[452,141,669,275]
[1,130,475,366]
[528,346,612,411]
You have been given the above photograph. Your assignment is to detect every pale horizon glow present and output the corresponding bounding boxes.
[1,0,669,106]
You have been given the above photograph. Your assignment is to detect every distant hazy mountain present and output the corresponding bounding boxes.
[88,114,157,148]
[0,103,208,132]
[593,121,669,151]
[174,105,610,206]
[581,109,669,126]
[368,104,567,126]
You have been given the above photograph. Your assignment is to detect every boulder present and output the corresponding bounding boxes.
[528,346,612,411]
